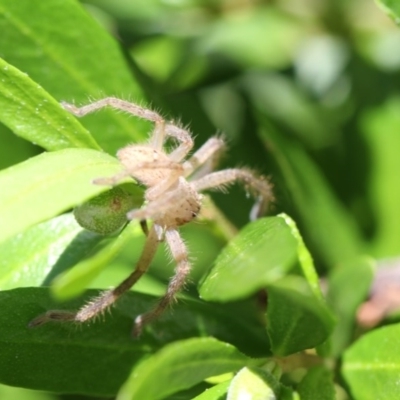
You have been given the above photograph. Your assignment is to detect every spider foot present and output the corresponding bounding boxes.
[132,314,145,337]
[28,310,76,327]
[92,176,119,186]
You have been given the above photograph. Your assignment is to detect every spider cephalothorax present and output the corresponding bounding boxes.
[30,97,274,336]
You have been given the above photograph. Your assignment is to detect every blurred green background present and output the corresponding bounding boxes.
[2,0,400,398]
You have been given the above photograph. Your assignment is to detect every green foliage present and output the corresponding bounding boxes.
[1,0,400,399]
[0,148,122,242]
[342,324,400,399]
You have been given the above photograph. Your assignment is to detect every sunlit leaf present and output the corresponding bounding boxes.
[0,58,99,151]
[0,213,101,290]
[362,97,400,257]
[227,366,279,400]
[199,216,298,301]
[117,338,252,400]
[0,148,122,243]
[375,0,400,23]
[192,381,230,400]
[342,324,400,400]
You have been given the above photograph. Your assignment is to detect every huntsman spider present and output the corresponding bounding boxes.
[30,97,274,336]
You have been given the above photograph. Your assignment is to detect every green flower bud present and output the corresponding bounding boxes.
[74,187,138,235]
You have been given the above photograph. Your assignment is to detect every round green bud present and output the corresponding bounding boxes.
[74,187,138,235]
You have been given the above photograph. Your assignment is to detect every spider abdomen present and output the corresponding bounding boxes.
[153,181,202,228]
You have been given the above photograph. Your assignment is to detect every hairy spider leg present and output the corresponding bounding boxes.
[29,225,161,327]
[61,98,194,160]
[183,137,226,178]
[192,168,274,219]
[133,228,190,336]
[61,98,162,123]
[164,123,194,162]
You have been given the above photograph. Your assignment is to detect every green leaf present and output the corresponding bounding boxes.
[51,221,143,300]
[0,58,99,151]
[266,275,335,355]
[297,366,335,400]
[375,0,400,23]
[199,216,298,301]
[0,125,39,170]
[327,257,375,357]
[0,148,123,243]
[0,384,54,400]
[264,215,335,355]
[0,0,148,152]
[0,288,149,396]
[362,97,400,257]
[0,287,269,395]
[342,324,400,400]
[200,8,305,69]
[227,367,279,400]
[280,213,322,300]
[279,385,299,400]
[0,213,102,290]
[117,338,252,400]
[242,72,337,149]
[192,381,230,400]
[200,214,334,355]
[258,118,363,266]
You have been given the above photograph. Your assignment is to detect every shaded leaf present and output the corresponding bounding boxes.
[0,148,122,243]
[297,366,335,400]
[199,8,305,69]
[342,324,400,400]
[117,338,252,400]
[265,215,335,355]
[327,257,375,357]
[266,275,335,355]
[0,287,269,395]
[0,288,149,396]
[0,125,39,170]
[258,118,363,266]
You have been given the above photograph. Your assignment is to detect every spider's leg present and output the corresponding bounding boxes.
[29,224,161,327]
[192,168,274,219]
[61,98,163,123]
[127,178,194,222]
[164,123,194,162]
[92,170,131,186]
[183,136,225,178]
[62,98,194,156]
[133,228,190,336]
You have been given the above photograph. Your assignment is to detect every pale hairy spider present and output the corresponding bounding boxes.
[30,97,274,336]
